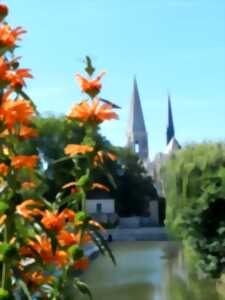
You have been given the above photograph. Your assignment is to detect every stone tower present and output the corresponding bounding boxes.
[127,77,149,163]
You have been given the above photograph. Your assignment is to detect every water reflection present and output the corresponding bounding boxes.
[78,241,224,300]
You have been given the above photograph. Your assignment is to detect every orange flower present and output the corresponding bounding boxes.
[107,152,117,161]
[28,235,68,267]
[23,271,54,286]
[73,231,92,244]
[62,181,80,194]
[19,245,33,257]
[0,24,26,48]
[5,68,33,88]
[68,99,118,124]
[16,199,43,221]
[89,220,106,233]
[76,71,105,97]
[0,56,32,88]
[41,210,65,231]
[94,150,117,166]
[91,182,110,192]
[0,99,35,129]
[0,163,9,176]
[74,256,89,271]
[11,155,38,170]
[0,4,8,21]
[0,214,7,225]
[64,144,94,156]
[18,126,38,139]
[62,208,76,221]
[0,56,8,80]
[21,181,35,190]
[57,229,78,247]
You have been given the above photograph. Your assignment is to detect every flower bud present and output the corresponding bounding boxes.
[0,4,8,22]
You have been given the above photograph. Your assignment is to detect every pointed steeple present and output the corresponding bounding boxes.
[128,77,147,135]
[166,94,175,145]
[127,77,149,161]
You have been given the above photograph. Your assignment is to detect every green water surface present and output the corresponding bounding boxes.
[78,241,224,300]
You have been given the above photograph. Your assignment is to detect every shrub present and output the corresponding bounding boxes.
[161,143,225,278]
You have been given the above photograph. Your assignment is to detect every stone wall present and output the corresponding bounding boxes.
[86,199,115,214]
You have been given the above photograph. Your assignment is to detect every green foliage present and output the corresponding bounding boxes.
[19,115,158,217]
[34,115,84,199]
[112,147,158,217]
[161,142,225,278]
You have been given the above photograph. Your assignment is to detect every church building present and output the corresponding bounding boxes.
[127,78,181,194]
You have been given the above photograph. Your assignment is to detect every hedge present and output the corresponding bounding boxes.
[161,143,225,278]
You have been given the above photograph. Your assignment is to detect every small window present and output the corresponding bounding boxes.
[135,142,140,153]
[96,203,102,213]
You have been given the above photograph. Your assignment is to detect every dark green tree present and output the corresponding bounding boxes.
[112,148,158,217]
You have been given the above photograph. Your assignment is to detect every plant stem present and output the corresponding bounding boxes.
[1,223,8,290]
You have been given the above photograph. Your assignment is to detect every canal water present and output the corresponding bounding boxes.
[78,241,224,300]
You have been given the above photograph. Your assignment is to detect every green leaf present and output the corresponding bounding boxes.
[48,231,57,255]
[85,56,95,76]
[52,155,72,165]
[76,211,89,222]
[68,245,84,260]
[74,278,93,300]
[17,279,32,300]
[82,136,96,147]
[0,202,9,214]
[0,243,10,262]
[0,288,9,299]
[91,229,116,265]
[88,230,105,256]
[76,172,90,187]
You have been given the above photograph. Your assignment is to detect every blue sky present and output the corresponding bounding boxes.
[6,0,225,158]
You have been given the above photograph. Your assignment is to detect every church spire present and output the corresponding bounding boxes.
[127,77,149,161]
[166,94,175,145]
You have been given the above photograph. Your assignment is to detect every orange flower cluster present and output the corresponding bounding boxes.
[23,271,54,287]
[7,68,33,89]
[0,163,9,176]
[0,57,32,89]
[16,199,43,221]
[68,99,118,124]
[76,72,105,97]
[0,126,38,139]
[0,24,26,49]
[64,144,94,156]
[21,181,36,190]
[0,4,99,297]
[18,126,38,139]
[20,235,69,267]
[0,98,35,129]
[17,203,92,270]
[11,155,39,170]
[41,210,65,231]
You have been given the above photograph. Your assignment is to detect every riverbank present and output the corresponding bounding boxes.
[84,227,170,261]
[108,227,169,241]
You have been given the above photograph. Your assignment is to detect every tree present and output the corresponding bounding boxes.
[112,148,158,217]
[20,116,158,216]
[161,142,225,278]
